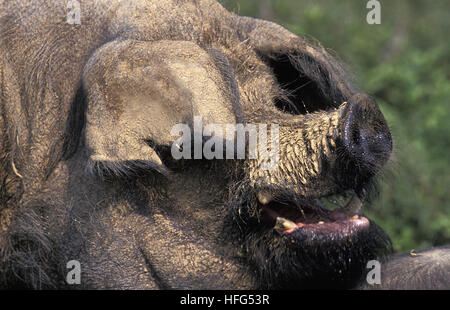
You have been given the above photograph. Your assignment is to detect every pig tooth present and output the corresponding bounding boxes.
[257,191,272,205]
[318,221,324,224]
[274,217,297,232]
[343,194,363,215]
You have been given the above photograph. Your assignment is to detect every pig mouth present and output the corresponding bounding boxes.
[257,189,370,238]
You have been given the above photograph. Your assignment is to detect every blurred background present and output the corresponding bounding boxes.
[222,0,450,253]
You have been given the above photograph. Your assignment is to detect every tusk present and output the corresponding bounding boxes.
[342,194,363,215]
[274,217,297,232]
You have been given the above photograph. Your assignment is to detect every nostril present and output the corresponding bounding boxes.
[343,121,365,158]
[341,93,392,170]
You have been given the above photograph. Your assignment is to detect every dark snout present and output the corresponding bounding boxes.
[339,93,392,185]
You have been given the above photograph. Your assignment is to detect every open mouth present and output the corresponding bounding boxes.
[257,189,370,237]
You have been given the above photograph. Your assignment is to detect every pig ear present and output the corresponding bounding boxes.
[236,16,354,113]
[83,40,238,178]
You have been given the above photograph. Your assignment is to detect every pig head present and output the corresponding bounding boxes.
[0,0,392,289]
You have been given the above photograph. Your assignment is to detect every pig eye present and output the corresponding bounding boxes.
[264,53,341,115]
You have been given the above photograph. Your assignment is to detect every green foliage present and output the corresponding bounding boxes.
[223,0,450,252]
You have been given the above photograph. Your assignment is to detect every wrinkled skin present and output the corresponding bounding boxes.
[0,0,448,289]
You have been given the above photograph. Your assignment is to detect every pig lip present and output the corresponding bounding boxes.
[258,191,370,238]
